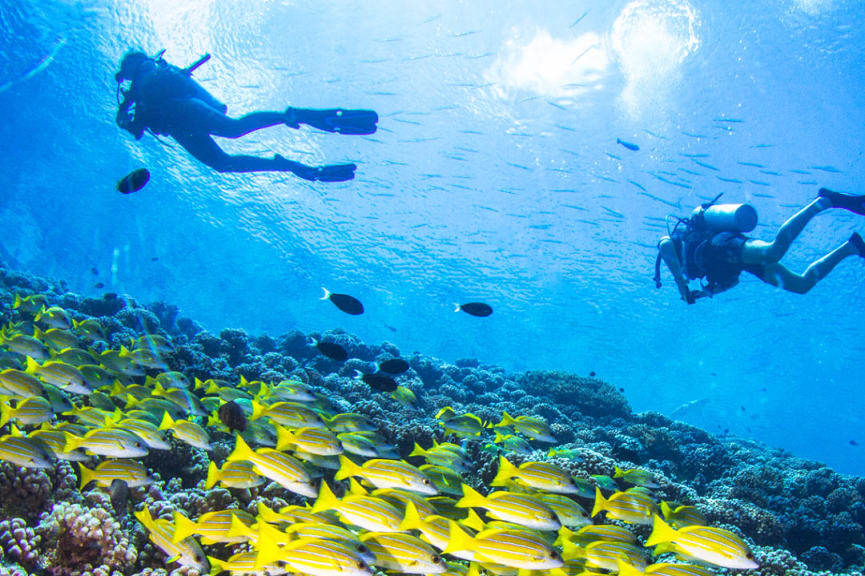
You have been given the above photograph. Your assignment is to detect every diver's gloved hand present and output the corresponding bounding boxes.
[686,289,707,304]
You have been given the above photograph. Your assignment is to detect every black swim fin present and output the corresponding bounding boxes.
[275,155,356,182]
[287,107,378,135]
[819,187,865,215]
[850,232,865,258]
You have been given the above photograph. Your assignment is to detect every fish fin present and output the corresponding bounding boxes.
[250,400,268,422]
[205,411,221,429]
[207,556,227,576]
[254,534,284,570]
[645,513,677,547]
[12,294,22,309]
[24,356,40,375]
[256,502,281,523]
[310,481,339,513]
[171,510,196,543]
[320,287,331,301]
[553,525,575,547]
[77,462,95,491]
[334,454,364,481]
[614,465,625,479]
[274,425,295,452]
[204,461,220,489]
[408,442,427,458]
[226,515,254,540]
[227,434,255,463]
[490,455,516,487]
[133,506,155,531]
[560,538,584,560]
[495,410,517,428]
[616,560,644,576]
[0,400,12,429]
[660,500,673,520]
[590,487,606,518]
[461,508,486,532]
[434,406,456,421]
[399,500,424,531]
[157,411,175,431]
[456,484,487,508]
[62,432,81,454]
[443,519,475,555]
[348,477,368,495]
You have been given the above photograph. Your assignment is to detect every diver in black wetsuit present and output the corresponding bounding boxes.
[114,51,378,181]
[655,189,865,303]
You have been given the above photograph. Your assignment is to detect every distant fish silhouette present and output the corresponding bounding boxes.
[94,282,105,289]
[454,302,492,317]
[218,400,247,433]
[321,288,364,315]
[314,339,348,362]
[589,371,596,377]
[357,371,398,393]
[378,358,409,374]
[616,138,639,151]
[117,168,150,194]
[851,440,859,447]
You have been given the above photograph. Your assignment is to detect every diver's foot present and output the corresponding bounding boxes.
[284,107,300,129]
[819,188,865,215]
[276,155,356,182]
[850,232,865,258]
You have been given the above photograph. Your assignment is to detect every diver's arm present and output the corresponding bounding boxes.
[115,93,145,139]
[658,236,695,303]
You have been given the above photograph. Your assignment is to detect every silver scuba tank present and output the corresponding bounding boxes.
[691,203,757,233]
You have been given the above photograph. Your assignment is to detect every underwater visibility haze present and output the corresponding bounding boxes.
[1,0,865,573]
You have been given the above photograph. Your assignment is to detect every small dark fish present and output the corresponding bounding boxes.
[151,257,159,262]
[218,400,247,433]
[117,168,150,194]
[321,288,364,315]
[378,358,409,374]
[723,428,729,434]
[359,372,398,393]
[455,302,492,317]
[618,387,625,393]
[851,440,859,446]
[616,138,639,151]
[316,340,348,362]
[761,387,767,392]
[91,267,99,275]
[589,371,596,377]
[94,282,105,289]
[385,325,397,333]
[109,479,129,517]
[740,406,746,412]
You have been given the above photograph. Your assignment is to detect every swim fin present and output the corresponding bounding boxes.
[287,107,378,135]
[819,187,865,215]
[850,232,865,258]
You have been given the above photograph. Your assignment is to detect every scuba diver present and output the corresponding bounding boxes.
[655,188,865,303]
[114,50,378,181]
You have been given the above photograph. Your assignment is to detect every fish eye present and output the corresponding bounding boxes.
[431,555,442,564]
[423,479,431,485]
[550,550,561,559]
[356,561,366,569]
[746,552,754,559]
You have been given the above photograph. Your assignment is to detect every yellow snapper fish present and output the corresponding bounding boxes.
[444,524,563,570]
[492,456,581,494]
[34,306,72,330]
[410,441,471,473]
[24,357,91,395]
[372,486,437,518]
[92,349,142,376]
[335,455,437,495]
[311,481,404,532]
[646,514,759,570]
[0,434,53,468]
[360,531,448,574]
[255,502,331,527]
[226,434,316,497]
[134,507,209,572]
[134,333,174,354]
[562,539,647,572]
[151,382,204,416]
[614,466,660,489]
[110,417,171,450]
[0,332,49,360]
[204,460,265,490]
[490,431,533,456]
[118,346,167,370]
[0,369,43,398]
[324,412,377,432]
[254,536,374,576]
[556,523,636,547]
[618,560,717,576]
[660,501,708,529]
[63,427,149,458]
[207,551,288,576]
[547,447,583,460]
[148,371,191,390]
[390,385,417,406]
[22,428,88,461]
[158,413,212,451]
[257,381,316,403]
[0,396,53,427]
[171,509,256,545]
[591,487,658,525]
[534,493,591,528]
[493,411,556,443]
[420,464,464,496]
[78,459,154,489]
[435,407,486,437]
[457,485,560,531]
[71,318,106,342]
[33,327,78,351]
[250,400,325,428]
[50,347,96,367]
[275,425,342,456]
[399,501,476,560]
[12,294,48,314]
[42,383,74,412]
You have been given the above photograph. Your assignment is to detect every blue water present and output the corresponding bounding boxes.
[1,0,863,475]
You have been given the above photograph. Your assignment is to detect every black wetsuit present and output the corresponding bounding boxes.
[675,230,766,295]
[116,58,291,173]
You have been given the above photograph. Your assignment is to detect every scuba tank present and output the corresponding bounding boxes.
[690,203,757,233]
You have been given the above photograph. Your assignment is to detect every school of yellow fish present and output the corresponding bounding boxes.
[0,293,760,576]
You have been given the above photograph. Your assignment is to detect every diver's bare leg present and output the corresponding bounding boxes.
[742,198,831,265]
[759,240,858,294]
